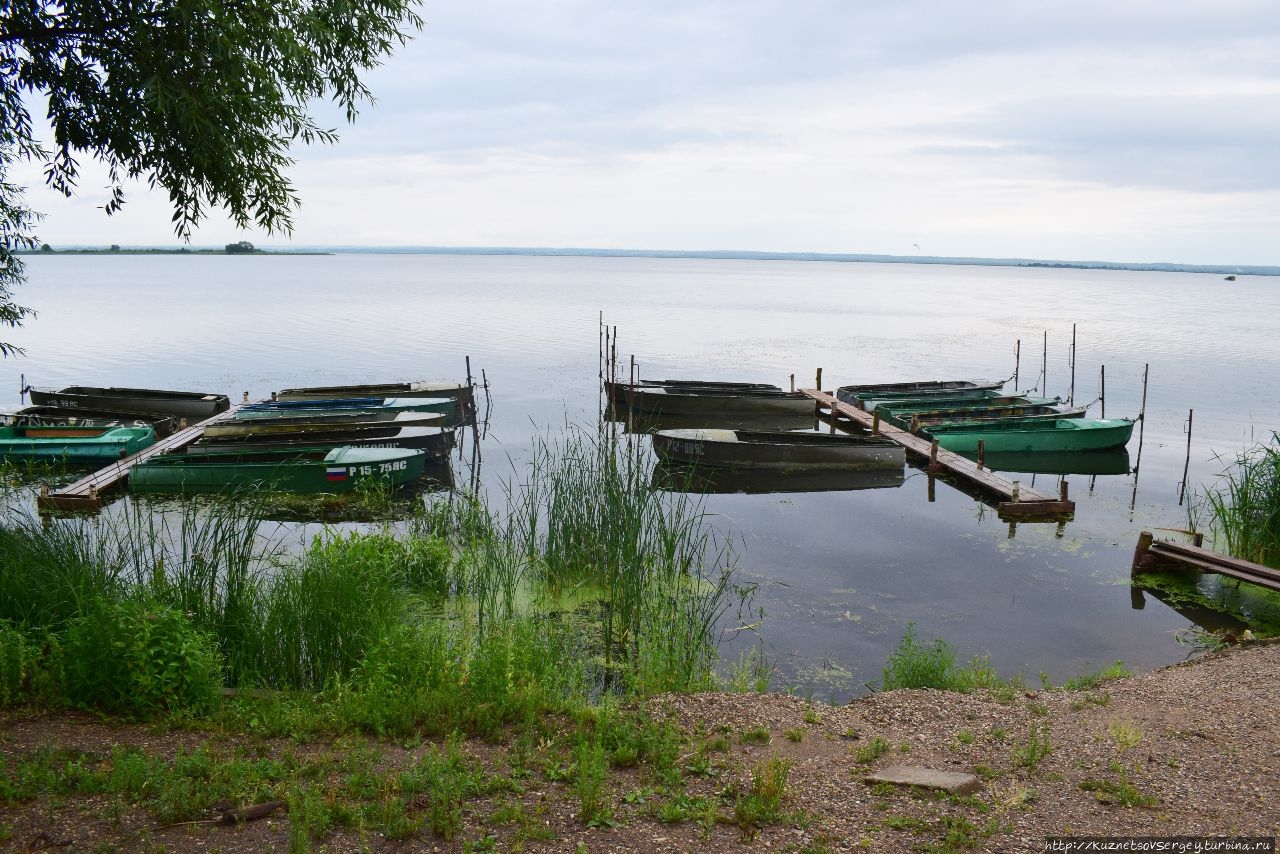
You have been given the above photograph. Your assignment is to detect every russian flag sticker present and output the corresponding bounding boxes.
[326,467,349,481]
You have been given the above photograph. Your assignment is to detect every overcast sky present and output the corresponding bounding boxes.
[15,0,1280,264]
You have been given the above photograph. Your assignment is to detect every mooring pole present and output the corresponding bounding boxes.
[815,367,823,391]
[1069,323,1077,405]
[1041,330,1048,395]
[1178,408,1194,506]
[977,439,985,470]
[1100,365,1106,418]
[628,354,636,435]
[1129,363,1149,512]
[1014,340,1020,389]
[598,312,604,395]
[790,373,795,393]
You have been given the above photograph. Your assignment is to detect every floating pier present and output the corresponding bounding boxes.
[802,389,1075,519]
[37,406,243,514]
[1131,531,1280,593]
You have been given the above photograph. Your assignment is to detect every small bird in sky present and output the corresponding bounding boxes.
[912,243,921,251]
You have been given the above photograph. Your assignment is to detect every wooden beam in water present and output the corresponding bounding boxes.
[803,389,1073,517]
[1131,531,1280,593]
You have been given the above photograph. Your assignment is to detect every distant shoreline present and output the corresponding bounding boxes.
[17,245,1275,276]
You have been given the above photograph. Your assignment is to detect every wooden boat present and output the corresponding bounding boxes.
[612,385,815,418]
[837,379,1005,396]
[605,379,780,406]
[26,385,230,418]
[842,388,1014,412]
[193,426,455,459]
[651,461,905,494]
[275,381,474,419]
[235,397,455,422]
[893,405,1088,431]
[202,412,446,439]
[0,424,155,462]
[922,417,1136,453]
[651,428,904,469]
[835,379,1004,408]
[4,406,180,438]
[129,446,426,494]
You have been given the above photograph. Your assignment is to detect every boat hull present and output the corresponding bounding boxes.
[613,386,815,419]
[275,382,475,423]
[924,418,1136,453]
[28,386,230,419]
[202,413,446,439]
[5,406,179,438]
[0,425,156,462]
[194,427,455,458]
[651,428,904,469]
[130,446,426,494]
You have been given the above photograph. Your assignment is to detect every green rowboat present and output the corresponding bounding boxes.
[130,446,426,494]
[0,424,155,462]
[922,417,1135,453]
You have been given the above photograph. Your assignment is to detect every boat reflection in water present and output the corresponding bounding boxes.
[960,448,1131,476]
[651,461,905,495]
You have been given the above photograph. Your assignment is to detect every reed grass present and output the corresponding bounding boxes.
[0,422,742,726]
[1197,435,1280,567]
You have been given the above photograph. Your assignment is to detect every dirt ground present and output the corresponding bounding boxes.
[2,641,1277,853]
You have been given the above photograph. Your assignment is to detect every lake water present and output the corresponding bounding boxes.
[6,252,1279,699]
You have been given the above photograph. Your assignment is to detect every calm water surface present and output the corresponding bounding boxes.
[7,253,1279,699]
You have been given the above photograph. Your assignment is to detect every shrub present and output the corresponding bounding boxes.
[62,598,221,717]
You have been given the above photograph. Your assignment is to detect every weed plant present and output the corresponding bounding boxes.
[880,624,1005,692]
[1196,435,1280,567]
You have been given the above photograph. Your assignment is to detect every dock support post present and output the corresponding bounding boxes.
[1131,531,1155,575]
[790,373,795,392]
[1011,480,1020,502]
[909,415,920,435]
[815,368,823,392]
[929,439,939,473]
[976,439,985,470]
[872,412,880,435]
[927,475,936,503]
[1193,531,1204,547]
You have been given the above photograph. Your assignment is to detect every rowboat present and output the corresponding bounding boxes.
[129,446,426,494]
[611,385,815,418]
[0,424,155,462]
[26,386,230,418]
[892,405,1088,431]
[605,379,781,407]
[193,426,455,458]
[275,381,474,421]
[842,389,1017,412]
[836,382,1007,411]
[922,417,1136,453]
[235,397,455,422]
[651,461,905,494]
[651,429,904,469]
[3,406,180,438]
[202,412,446,439]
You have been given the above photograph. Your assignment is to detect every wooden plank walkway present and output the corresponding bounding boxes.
[37,406,242,514]
[802,389,1074,518]
[1131,531,1280,593]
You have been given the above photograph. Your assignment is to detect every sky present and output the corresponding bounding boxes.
[12,0,1280,264]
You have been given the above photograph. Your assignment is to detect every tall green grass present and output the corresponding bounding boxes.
[1196,435,1280,567]
[0,424,743,726]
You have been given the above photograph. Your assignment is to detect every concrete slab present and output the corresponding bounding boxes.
[863,765,982,795]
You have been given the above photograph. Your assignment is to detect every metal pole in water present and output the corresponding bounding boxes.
[1130,363,1149,512]
[1179,408,1194,506]
[1100,365,1106,418]
[1069,323,1077,405]
[1041,330,1048,395]
[1014,340,1020,389]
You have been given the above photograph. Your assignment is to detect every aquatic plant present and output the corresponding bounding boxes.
[1196,434,1280,567]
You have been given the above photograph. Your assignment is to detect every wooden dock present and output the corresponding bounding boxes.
[37,407,241,514]
[1131,531,1280,593]
[802,389,1075,519]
